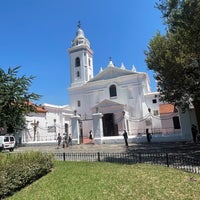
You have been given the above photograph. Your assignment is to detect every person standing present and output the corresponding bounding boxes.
[57,133,62,148]
[123,130,128,147]
[63,133,68,148]
[146,128,152,143]
[191,124,198,143]
[89,130,93,142]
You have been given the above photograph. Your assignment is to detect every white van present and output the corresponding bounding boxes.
[0,135,16,152]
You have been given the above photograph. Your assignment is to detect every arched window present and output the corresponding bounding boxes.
[75,57,80,67]
[109,84,117,97]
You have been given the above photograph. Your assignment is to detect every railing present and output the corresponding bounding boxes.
[23,127,182,143]
[54,152,200,174]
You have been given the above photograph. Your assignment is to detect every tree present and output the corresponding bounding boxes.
[145,0,200,129]
[0,66,41,133]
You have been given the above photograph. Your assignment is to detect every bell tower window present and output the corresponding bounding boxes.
[109,84,117,97]
[75,57,80,67]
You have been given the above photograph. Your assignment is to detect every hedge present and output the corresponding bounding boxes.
[0,151,54,199]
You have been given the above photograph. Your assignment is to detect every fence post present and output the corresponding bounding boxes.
[166,153,169,167]
[139,153,142,163]
[63,152,66,161]
[97,152,100,162]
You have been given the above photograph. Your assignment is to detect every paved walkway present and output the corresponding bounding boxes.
[14,142,200,160]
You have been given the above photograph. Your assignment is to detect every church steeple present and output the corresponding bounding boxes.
[71,21,90,48]
[68,22,94,87]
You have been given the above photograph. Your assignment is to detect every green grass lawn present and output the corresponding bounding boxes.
[6,161,200,200]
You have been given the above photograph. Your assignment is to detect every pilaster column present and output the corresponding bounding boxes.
[92,112,103,144]
[71,114,80,144]
[122,110,127,131]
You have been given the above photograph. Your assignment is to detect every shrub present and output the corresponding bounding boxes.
[0,152,54,199]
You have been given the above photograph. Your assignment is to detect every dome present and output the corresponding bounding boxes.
[76,27,85,38]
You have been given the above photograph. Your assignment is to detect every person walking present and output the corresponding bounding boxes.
[123,130,128,147]
[68,134,72,146]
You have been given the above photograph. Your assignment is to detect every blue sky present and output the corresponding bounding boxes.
[0,0,165,105]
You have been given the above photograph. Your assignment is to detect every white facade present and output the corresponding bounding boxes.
[67,24,186,144]
[21,23,195,144]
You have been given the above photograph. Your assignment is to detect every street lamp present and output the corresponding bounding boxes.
[148,108,153,134]
[54,119,57,140]
[122,111,126,131]
[31,120,39,141]
[54,119,56,132]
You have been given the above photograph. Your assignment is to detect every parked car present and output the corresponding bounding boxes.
[0,135,16,152]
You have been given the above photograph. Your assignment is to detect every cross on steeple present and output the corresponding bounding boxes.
[77,21,81,28]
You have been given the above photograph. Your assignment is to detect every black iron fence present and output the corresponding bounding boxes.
[54,152,200,174]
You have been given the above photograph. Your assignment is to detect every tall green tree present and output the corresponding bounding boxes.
[145,0,200,129]
[0,66,41,133]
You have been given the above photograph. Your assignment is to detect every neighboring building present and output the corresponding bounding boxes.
[22,23,195,144]
[22,103,73,143]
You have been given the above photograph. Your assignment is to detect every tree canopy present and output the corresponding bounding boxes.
[0,66,41,133]
[145,0,200,127]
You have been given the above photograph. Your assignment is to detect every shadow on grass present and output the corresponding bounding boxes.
[100,152,200,174]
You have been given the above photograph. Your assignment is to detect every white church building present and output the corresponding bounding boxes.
[21,23,196,145]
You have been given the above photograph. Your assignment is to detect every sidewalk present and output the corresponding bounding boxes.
[14,141,200,160]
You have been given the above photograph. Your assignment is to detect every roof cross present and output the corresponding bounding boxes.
[77,21,81,28]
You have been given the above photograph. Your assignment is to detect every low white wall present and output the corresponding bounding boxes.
[99,132,191,145]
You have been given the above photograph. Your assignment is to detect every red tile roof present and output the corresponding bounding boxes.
[35,106,47,113]
[26,102,47,113]
[159,104,175,114]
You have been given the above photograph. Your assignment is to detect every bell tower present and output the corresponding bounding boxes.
[68,22,94,87]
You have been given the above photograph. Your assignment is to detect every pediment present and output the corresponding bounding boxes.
[89,67,136,82]
[96,99,124,107]
[91,99,125,113]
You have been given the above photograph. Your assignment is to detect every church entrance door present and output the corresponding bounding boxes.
[102,113,115,136]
